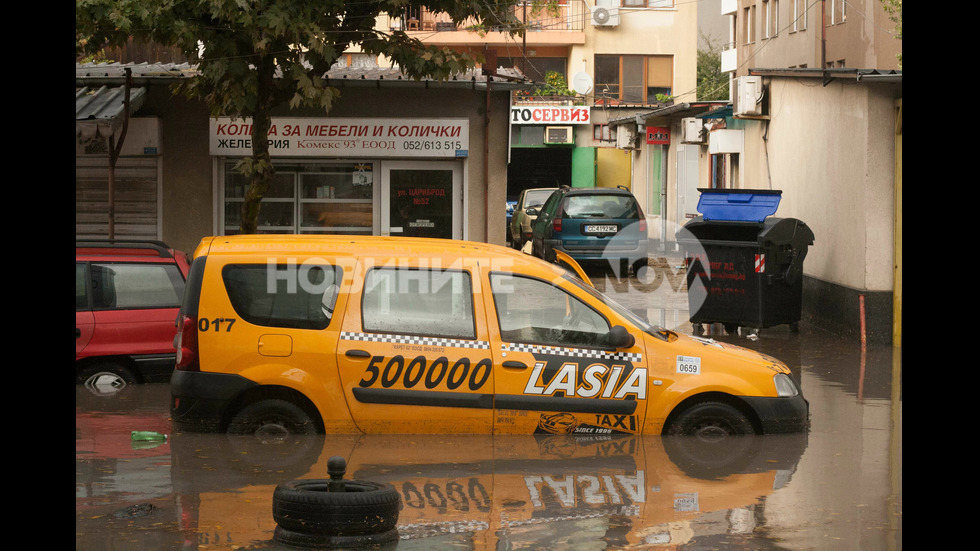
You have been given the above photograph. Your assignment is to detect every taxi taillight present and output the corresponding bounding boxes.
[175,313,200,372]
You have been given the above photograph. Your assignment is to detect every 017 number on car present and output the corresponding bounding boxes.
[198,317,237,332]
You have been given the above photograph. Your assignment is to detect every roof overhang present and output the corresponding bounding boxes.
[606,101,729,128]
[75,84,147,145]
[748,67,902,85]
[75,62,535,92]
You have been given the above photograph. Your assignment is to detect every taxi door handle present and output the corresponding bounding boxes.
[345,349,370,359]
[502,361,528,370]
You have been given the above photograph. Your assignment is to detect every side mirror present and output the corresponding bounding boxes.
[606,325,635,349]
[525,207,538,216]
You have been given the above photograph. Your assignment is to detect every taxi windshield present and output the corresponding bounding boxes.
[562,273,676,342]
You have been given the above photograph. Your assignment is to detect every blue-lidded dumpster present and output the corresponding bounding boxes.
[680,189,814,334]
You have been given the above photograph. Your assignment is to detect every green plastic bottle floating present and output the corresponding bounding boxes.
[131,431,168,442]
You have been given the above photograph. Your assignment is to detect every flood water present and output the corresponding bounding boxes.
[76,268,902,550]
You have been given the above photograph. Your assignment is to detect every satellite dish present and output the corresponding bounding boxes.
[571,72,593,95]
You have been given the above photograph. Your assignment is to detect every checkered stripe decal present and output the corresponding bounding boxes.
[341,332,490,350]
[502,343,642,363]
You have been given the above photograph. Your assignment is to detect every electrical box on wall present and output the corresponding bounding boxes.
[733,76,764,117]
[615,127,637,150]
[681,118,705,144]
[544,126,574,145]
[708,129,744,154]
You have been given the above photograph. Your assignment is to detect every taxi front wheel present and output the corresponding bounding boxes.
[665,401,756,437]
[227,399,317,437]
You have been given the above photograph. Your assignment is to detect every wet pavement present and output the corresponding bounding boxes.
[76,265,902,550]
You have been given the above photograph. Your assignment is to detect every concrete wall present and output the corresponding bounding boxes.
[734,76,901,342]
[741,77,898,293]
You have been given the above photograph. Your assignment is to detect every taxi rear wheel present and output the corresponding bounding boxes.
[227,399,317,438]
[666,401,756,437]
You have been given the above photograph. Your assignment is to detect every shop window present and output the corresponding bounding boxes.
[223,162,374,235]
[511,125,545,147]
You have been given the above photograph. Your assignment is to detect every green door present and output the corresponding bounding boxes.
[570,147,596,188]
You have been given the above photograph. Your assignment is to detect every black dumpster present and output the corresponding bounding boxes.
[679,189,814,334]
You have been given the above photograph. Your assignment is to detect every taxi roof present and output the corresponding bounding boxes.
[196,235,565,274]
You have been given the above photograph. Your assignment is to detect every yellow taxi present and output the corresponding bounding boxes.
[170,235,807,437]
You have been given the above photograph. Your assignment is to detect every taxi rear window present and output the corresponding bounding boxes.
[222,263,342,330]
[362,268,476,339]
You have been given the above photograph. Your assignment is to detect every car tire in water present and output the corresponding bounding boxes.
[273,525,399,549]
[78,362,138,391]
[272,479,400,536]
[665,401,756,437]
[227,399,317,437]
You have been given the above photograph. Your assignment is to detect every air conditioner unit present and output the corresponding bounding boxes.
[681,118,705,144]
[615,127,636,150]
[544,126,574,144]
[733,76,764,117]
[591,6,620,27]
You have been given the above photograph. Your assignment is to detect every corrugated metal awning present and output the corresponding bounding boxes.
[76,84,147,144]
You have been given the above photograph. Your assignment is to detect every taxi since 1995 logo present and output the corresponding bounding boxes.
[520,351,647,436]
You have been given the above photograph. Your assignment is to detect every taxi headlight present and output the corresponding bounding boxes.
[774,373,798,397]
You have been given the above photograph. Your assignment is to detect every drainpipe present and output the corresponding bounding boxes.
[485,70,492,243]
[821,0,827,70]
[108,68,133,240]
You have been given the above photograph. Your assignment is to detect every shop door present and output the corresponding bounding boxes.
[381,161,462,239]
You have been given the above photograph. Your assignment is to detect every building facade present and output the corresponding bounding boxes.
[76,63,529,254]
[388,0,698,239]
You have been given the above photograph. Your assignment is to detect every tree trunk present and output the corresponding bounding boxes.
[239,55,278,234]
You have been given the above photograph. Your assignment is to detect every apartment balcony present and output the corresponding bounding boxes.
[721,42,738,73]
[389,1,587,48]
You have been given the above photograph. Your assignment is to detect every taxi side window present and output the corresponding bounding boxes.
[489,273,610,348]
[222,263,342,330]
[362,268,476,339]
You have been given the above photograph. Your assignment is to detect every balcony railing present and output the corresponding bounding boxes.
[390,1,586,33]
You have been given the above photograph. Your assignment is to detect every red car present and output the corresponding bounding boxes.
[76,240,190,391]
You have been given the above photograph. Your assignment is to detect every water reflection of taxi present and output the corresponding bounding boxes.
[170,433,807,549]
[170,235,808,437]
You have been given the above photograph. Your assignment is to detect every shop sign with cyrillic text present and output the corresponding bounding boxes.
[209,117,469,158]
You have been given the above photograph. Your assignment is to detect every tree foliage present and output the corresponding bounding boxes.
[696,31,729,102]
[76,0,539,233]
[879,0,902,68]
